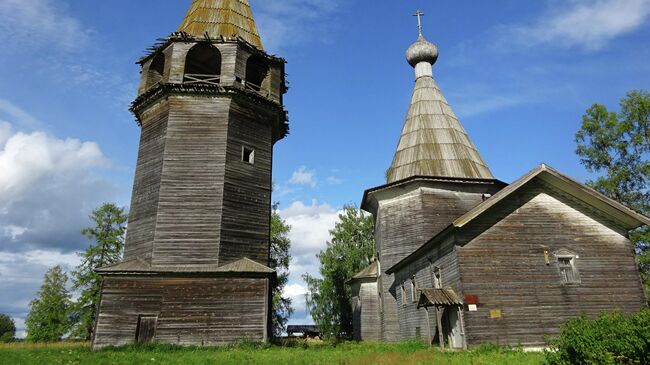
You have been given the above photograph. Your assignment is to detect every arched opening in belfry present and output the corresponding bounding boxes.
[146,53,166,89]
[183,43,222,85]
[245,55,270,94]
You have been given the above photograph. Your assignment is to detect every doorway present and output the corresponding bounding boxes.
[136,315,158,343]
[443,307,463,349]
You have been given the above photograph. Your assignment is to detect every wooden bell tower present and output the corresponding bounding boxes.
[92,0,288,348]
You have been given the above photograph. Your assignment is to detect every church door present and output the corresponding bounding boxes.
[444,307,463,349]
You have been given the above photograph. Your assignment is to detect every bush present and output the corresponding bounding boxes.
[0,314,16,343]
[546,309,650,365]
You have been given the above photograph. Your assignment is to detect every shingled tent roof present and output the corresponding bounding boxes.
[346,261,378,283]
[178,0,263,50]
[386,33,494,183]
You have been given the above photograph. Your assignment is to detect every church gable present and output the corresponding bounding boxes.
[456,180,646,346]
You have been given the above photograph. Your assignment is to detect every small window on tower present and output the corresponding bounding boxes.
[242,146,255,164]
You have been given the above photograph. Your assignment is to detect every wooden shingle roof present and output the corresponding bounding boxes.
[386,75,494,183]
[347,261,379,283]
[178,0,263,50]
[387,32,493,183]
[417,288,463,308]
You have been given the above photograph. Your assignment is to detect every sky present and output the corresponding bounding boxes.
[0,0,649,337]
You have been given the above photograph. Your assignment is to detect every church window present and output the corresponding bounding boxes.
[558,256,579,284]
[411,276,418,302]
[242,146,255,164]
[432,267,442,289]
[401,283,406,306]
[184,43,222,85]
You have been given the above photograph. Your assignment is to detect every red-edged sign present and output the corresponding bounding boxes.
[464,295,479,305]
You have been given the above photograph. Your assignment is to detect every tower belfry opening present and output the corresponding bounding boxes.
[93,0,288,348]
[184,43,222,85]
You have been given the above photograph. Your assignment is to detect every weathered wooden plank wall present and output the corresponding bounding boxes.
[457,181,647,346]
[352,281,381,341]
[93,276,269,348]
[123,100,169,263]
[394,234,461,342]
[220,98,274,265]
[374,182,496,341]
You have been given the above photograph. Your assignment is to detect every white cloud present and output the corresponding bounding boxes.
[0,0,89,51]
[289,166,317,188]
[280,200,339,258]
[508,0,650,50]
[283,283,309,313]
[279,200,341,325]
[251,0,342,53]
[0,119,116,253]
[0,125,108,199]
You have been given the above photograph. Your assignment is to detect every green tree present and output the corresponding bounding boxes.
[25,266,71,342]
[270,203,293,337]
[303,205,375,339]
[70,203,128,340]
[575,90,650,296]
[0,314,16,343]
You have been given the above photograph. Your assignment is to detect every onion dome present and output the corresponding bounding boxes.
[406,35,439,67]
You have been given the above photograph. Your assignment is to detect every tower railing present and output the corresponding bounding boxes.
[183,74,221,86]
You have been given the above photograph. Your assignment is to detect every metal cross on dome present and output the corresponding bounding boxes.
[413,10,425,36]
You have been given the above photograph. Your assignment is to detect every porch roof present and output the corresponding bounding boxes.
[417,288,463,308]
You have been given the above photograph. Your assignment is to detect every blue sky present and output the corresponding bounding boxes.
[0,0,649,336]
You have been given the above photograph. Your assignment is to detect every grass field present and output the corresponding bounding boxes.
[0,341,546,365]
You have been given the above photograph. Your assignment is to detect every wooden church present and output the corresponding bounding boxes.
[348,14,649,349]
[92,0,288,348]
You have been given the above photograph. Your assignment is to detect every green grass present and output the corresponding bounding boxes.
[0,341,545,365]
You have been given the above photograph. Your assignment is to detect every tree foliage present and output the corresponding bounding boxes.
[25,266,71,342]
[0,314,16,343]
[269,203,293,337]
[575,90,650,296]
[303,205,375,339]
[546,309,650,365]
[70,203,128,340]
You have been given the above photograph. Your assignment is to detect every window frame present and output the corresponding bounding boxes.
[242,146,255,165]
[432,266,442,289]
[411,276,418,303]
[401,282,406,307]
[557,253,580,285]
